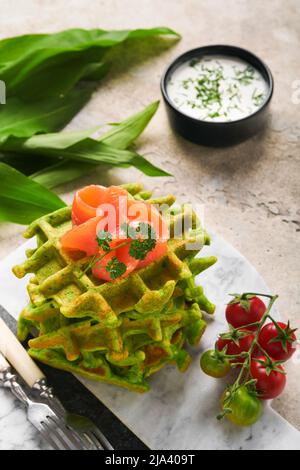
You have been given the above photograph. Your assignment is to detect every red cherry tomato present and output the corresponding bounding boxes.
[250,355,286,399]
[258,322,297,361]
[216,330,255,363]
[226,295,266,331]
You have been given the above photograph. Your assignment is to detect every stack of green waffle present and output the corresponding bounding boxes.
[13,184,217,392]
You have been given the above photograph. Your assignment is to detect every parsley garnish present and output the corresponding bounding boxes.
[106,256,127,280]
[81,222,157,280]
[96,230,112,252]
[129,223,156,260]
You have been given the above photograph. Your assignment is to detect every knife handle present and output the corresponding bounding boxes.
[0,318,45,387]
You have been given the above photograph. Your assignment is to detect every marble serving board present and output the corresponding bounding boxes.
[0,231,300,450]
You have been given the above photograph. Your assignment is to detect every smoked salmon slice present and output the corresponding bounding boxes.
[61,185,169,281]
[72,185,129,225]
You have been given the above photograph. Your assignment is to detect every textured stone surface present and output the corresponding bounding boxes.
[0,0,299,430]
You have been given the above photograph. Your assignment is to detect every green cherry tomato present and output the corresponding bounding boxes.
[200,350,231,378]
[221,386,262,427]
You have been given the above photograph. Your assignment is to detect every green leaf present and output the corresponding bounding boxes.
[0,27,179,68]
[2,133,170,177]
[0,28,178,225]
[0,26,176,186]
[0,27,179,99]
[100,100,160,149]
[30,160,95,188]
[6,56,106,101]
[0,86,94,143]
[0,163,65,224]
[28,102,169,188]
[18,126,102,150]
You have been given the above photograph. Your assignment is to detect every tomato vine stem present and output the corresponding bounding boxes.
[219,294,279,420]
[235,295,278,385]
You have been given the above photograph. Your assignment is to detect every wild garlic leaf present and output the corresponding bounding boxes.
[0,163,65,224]
[0,27,179,99]
[30,160,95,189]
[100,101,160,150]
[0,87,94,143]
[29,101,163,188]
[0,28,178,225]
[2,134,170,177]
[0,27,178,145]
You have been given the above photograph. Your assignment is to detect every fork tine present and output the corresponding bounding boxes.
[41,418,73,450]
[77,432,99,450]
[37,425,61,450]
[49,415,90,450]
[38,400,113,450]
[41,420,69,450]
[46,406,97,450]
[47,415,88,450]
[49,407,107,450]
[83,431,104,450]
[90,427,114,450]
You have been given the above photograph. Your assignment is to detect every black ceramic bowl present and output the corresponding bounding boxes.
[161,45,274,147]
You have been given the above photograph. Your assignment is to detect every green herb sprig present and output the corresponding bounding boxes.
[81,222,157,280]
[105,256,127,280]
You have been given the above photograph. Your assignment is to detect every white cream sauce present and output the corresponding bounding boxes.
[167,55,269,122]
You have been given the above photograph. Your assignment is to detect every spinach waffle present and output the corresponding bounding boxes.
[13,183,216,392]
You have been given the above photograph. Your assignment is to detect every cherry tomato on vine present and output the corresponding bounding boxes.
[250,355,286,399]
[226,294,266,331]
[258,322,297,362]
[200,350,231,378]
[221,386,262,426]
[216,330,255,363]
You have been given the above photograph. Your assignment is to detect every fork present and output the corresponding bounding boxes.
[0,318,113,450]
[0,352,84,450]
[31,378,113,450]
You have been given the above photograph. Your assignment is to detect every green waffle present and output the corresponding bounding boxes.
[13,183,217,392]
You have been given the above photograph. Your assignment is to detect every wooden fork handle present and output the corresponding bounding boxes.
[0,351,10,373]
[0,318,44,387]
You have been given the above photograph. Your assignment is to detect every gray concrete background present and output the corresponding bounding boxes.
[0,0,300,431]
